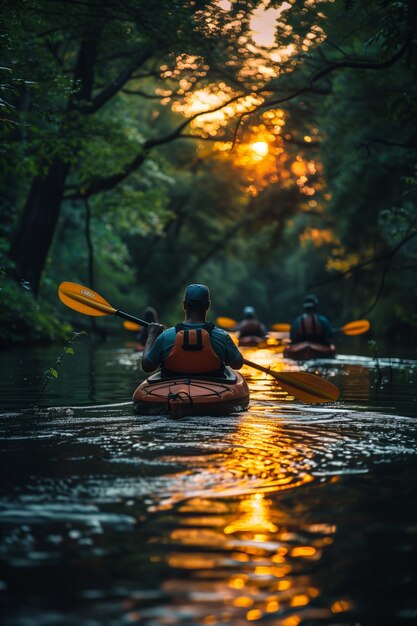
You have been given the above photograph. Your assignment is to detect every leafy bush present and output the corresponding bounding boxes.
[0,280,72,345]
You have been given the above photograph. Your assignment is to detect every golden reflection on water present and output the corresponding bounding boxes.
[151,405,351,625]
[224,493,278,534]
[241,347,285,371]
[241,346,297,403]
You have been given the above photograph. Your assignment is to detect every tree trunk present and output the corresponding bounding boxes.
[9,158,71,295]
[85,199,94,290]
[84,198,101,336]
[9,33,99,296]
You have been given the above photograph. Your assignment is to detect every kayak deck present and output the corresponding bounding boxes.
[283,341,336,361]
[133,367,250,418]
[238,335,266,348]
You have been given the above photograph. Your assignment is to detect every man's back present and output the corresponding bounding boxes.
[144,323,243,371]
[238,319,266,339]
[290,312,333,345]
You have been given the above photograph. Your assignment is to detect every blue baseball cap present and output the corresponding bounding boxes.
[184,284,210,306]
[303,294,318,309]
[243,306,256,317]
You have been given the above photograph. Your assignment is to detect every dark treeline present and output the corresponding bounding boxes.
[1,0,416,350]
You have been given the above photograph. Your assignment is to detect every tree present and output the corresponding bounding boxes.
[2,0,266,294]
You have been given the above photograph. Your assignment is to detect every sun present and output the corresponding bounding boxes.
[250,141,269,157]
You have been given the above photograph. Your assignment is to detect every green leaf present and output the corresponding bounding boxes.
[50,368,58,379]
[65,347,75,355]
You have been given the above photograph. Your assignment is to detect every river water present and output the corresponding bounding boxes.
[1,338,416,626]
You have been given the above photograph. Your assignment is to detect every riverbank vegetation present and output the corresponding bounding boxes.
[1,0,416,348]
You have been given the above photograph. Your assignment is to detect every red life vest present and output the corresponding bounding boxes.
[296,313,325,342]
[164,323,223,375]
[238,320,265,338]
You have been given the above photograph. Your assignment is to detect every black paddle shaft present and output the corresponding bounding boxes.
[115,309,149,328]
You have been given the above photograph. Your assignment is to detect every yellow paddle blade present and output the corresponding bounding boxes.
[58,282,116,317]
[217,316,238,329]
[123,320,142,331]
[271,371,340,403]
[341,319,370,336]
[243,358,340,403]
[270,323,291,332]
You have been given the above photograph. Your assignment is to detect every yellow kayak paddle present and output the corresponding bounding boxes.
[271,319,370,335]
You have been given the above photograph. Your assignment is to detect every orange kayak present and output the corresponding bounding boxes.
[283,341,336,361]
[133,367,250,418]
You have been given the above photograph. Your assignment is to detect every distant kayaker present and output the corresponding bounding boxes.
[290,294,333,345]
[141,284,244,375]
[237,306,267,340]
[137,306,159,345]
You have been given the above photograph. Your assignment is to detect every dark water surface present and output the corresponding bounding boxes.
[1,340,417,626]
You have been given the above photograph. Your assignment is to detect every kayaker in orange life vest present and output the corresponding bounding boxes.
[290,294,334,345]
[237,306,267,340]
[141,284,244,375]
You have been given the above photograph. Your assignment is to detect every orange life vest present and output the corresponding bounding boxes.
[164,323,223,375]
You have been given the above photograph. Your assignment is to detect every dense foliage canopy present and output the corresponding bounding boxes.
[1,0,416,350]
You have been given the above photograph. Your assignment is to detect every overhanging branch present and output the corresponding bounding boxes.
[66,87,262,199]
[308,223,417,313]
[231,0,417,146]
